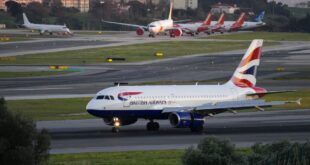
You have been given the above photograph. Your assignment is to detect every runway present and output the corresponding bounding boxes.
[36,109,310,154]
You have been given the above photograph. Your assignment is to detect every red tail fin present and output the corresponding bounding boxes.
[217,13,225,25]
[234,12,246,26]
[203,13,212,26]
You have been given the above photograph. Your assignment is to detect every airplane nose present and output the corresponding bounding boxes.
[86,99,98,111]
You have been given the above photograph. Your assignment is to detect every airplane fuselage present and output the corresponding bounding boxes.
[86,84,256,119]
[23,23,71,34]
[148,19,174,34]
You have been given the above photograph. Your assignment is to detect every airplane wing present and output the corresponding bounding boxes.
[162,99,301,115]
[102,20,148,30]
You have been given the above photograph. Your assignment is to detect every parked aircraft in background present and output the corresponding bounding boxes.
[22,13,72,35]
[222,12,247,32]
[208,13,225,34]
[86,39,301,133]
[102,0,185,37]
[241,11,266,30]
[174,13,212,36]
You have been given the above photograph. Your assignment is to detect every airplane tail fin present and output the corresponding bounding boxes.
[168,0,173,20]
[22,13,31,25]
[255,11,265,22]
[235,12,246,26]
[203,13,212,26]
[228,39,263,87]
[216,13,225,25]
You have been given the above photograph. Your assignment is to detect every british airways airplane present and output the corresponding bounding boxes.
[86,40,301,133]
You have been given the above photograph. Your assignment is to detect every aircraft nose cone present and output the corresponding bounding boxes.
[86,99,97,111]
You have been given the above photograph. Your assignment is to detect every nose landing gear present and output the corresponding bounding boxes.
[111,117,120,133]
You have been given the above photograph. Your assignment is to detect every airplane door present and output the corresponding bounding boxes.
[122,93,131,108]
[119,90,131,108]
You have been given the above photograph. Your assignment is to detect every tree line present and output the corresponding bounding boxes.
[0,0,309,32]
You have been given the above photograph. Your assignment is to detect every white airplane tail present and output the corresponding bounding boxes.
[168,0,173,20]
[228,39,263,87]
[22,13,31,25]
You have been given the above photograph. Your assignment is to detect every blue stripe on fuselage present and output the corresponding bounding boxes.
[87,109,168,119]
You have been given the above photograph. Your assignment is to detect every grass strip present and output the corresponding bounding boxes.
[0,41,268,65]
[49,150,184,165]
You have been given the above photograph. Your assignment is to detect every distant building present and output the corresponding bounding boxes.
[61,0,89,12]
[174,0,197,10]
[268,0,310,7]
[211,2,240,14]
[0,0,5,10]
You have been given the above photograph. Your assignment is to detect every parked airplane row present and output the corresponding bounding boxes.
[102,0,266,37]
[86,39,301,133]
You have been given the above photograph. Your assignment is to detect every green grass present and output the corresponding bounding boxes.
[7,97,93,121]
[74,31,129,35]
[5,89,309,121]
[206,32,310,41]
[264,89,310,111]
[0,41,257,65]
[0,71,75,78]
[49,150,184,165]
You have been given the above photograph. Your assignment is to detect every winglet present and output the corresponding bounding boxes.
[296,98,302,105]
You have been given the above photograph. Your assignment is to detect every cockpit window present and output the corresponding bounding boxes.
[96,95,115,100]
[104,95,110,100]
[149,25,156,27]
[96,96,104,100]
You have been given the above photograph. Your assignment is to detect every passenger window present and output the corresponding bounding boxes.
[96,95,104,100]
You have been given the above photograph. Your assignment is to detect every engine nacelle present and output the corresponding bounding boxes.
[169,28,183,37]
[136,27,145,36]
[169,112,204,128]
[103,117,138,126]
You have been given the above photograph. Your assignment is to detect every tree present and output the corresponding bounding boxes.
[0,98,50,165]
[182,137,246,165]
[5,0,22,17]
[24,2,49,23]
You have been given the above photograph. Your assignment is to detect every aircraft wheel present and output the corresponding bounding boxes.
[190,125,203,133]
[49,32,53,35]
[147,121,160,131]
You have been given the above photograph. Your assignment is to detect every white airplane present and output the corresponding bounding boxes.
[102,0,183,38]
[22,13,72,35]
[174,13,212,36]
[216,11,266,33]
[241,11,266,30]
[86,39,301,133]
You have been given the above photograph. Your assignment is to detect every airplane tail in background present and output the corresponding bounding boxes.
[235,12,246,26]
[228,39,263,87]
[168,0,173,20]
[22,13,31,25]
[217,13,225,25]
[255,11,265,22]
[202,13,212,26]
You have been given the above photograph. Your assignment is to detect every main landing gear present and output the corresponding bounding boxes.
[146,120,160,131]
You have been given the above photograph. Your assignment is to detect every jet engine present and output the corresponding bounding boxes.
[169,28,183,37]
[169,112,204,128]
[136,27,145,36]
[103,117,138,126]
